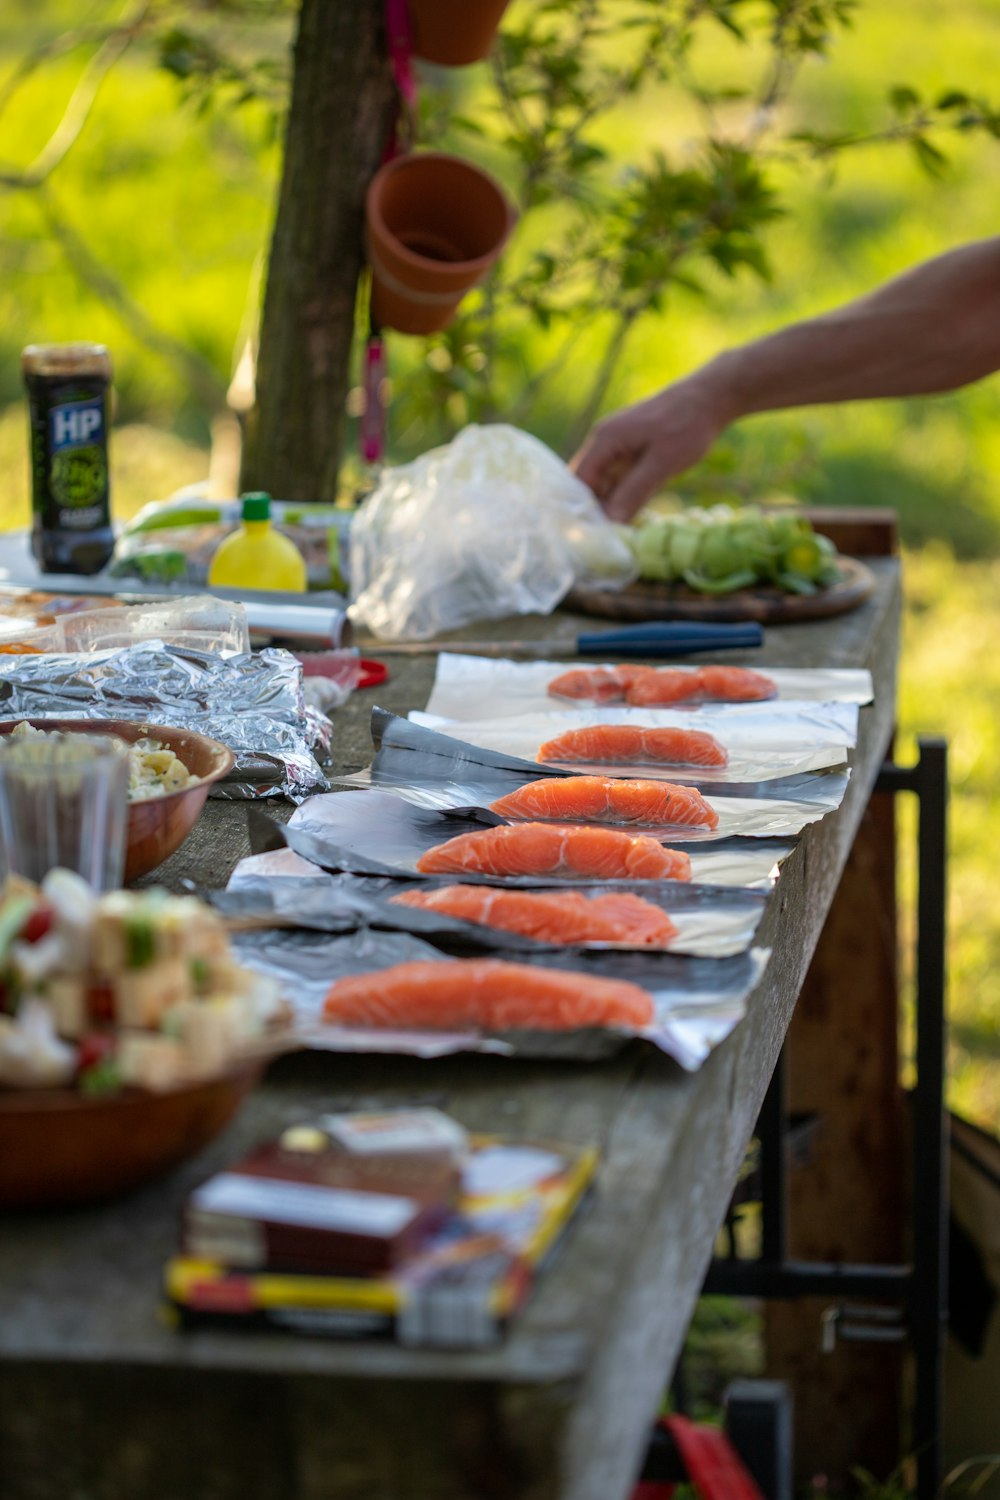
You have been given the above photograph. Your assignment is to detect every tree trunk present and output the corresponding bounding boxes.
[241,0,396,502]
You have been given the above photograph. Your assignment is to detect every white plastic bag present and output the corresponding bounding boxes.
[348,424,636,640]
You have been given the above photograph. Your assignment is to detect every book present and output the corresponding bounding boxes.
[166,1135,598,1348]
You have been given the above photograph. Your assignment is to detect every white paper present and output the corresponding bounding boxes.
[423,653,873,722]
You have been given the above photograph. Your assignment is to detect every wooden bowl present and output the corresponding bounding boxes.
[0,718,235,882]
[0,1060,261,1208]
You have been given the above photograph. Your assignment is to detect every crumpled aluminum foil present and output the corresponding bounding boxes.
[0,641,329,800]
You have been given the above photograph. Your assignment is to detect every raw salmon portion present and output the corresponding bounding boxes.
[547,666,641,702]
[323,958,655,1031]
[620,668,704,706]
[696,665,777,702]
[490,775,718,830]
[416,822,692,880]
[393,885,678,947]
[547,663,777,705]
[536,724,728,769]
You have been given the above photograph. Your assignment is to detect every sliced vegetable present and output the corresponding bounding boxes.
[77,1054,124,1097]
[190,956,211,988]
[625,504,843,595]
[682,566,758,595]
[124,913,156,969]
[0,894,37,966]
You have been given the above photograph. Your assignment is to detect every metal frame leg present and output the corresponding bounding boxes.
[701,738,949,1500]
[910,739,949,1499]
[759,1051,787,1267]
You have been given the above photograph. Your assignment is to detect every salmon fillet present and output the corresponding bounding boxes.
[696,665,776,702]
[547,664,777,706]
[323,958,655,1031]
[393,885,678,946]
[490,775,718,829]
[547,666,646,702]
[536,724,728,769]
[416,822,692,880]
[618,668,703,705]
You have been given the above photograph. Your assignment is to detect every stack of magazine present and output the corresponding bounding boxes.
[165,1108,598,1348]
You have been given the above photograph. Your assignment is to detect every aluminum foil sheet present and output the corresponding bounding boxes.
[229,923,772,1072]
[292,780,826,852]
[246,794,793,890]
[218,860,769,959]
[0,641,329,800]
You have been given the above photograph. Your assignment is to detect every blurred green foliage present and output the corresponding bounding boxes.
[0,0,287,438]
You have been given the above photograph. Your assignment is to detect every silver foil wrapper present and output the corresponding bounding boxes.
[0,641,329,800]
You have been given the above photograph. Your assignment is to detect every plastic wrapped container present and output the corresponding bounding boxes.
[58,597,250,658]
[0,617,62,655]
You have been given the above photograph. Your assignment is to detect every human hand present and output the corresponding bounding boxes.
[570,371,733,522]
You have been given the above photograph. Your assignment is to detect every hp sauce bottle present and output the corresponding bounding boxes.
[22,342,114,575]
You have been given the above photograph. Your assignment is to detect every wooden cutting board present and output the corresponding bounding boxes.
[563,554,876,625]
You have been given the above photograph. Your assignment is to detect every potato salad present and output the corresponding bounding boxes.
[8,722,197,802]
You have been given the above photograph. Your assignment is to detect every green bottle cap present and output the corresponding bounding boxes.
[241,491,271,522]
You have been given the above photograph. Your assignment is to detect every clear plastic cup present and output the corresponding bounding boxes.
[0,732,129,891]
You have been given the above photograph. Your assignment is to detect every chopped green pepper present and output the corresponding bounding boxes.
[78,1056,124,1097]
[124,912,156,969]
[0,894,37,967]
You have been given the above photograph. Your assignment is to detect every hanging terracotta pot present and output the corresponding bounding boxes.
[366,151,516,337]
[407,0,511,67]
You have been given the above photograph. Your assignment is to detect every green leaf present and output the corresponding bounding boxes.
[714,11,747,40]
[889,84,921,113]
[449,115,487,137]
[911,134,949,176]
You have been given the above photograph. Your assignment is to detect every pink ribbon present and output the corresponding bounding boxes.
[384,0,417,157]
[363,0,419,465]
[361,332,386,466]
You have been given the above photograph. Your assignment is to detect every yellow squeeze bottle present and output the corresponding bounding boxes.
[207,492,307,593]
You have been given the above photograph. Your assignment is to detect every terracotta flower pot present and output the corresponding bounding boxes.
[407,0,511,67]
[366,151,515,337]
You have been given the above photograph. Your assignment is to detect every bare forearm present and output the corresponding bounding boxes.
[572,236,1000,521]
[706,237,1000,421]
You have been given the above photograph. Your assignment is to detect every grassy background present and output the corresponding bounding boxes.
[1,1,998,1125]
